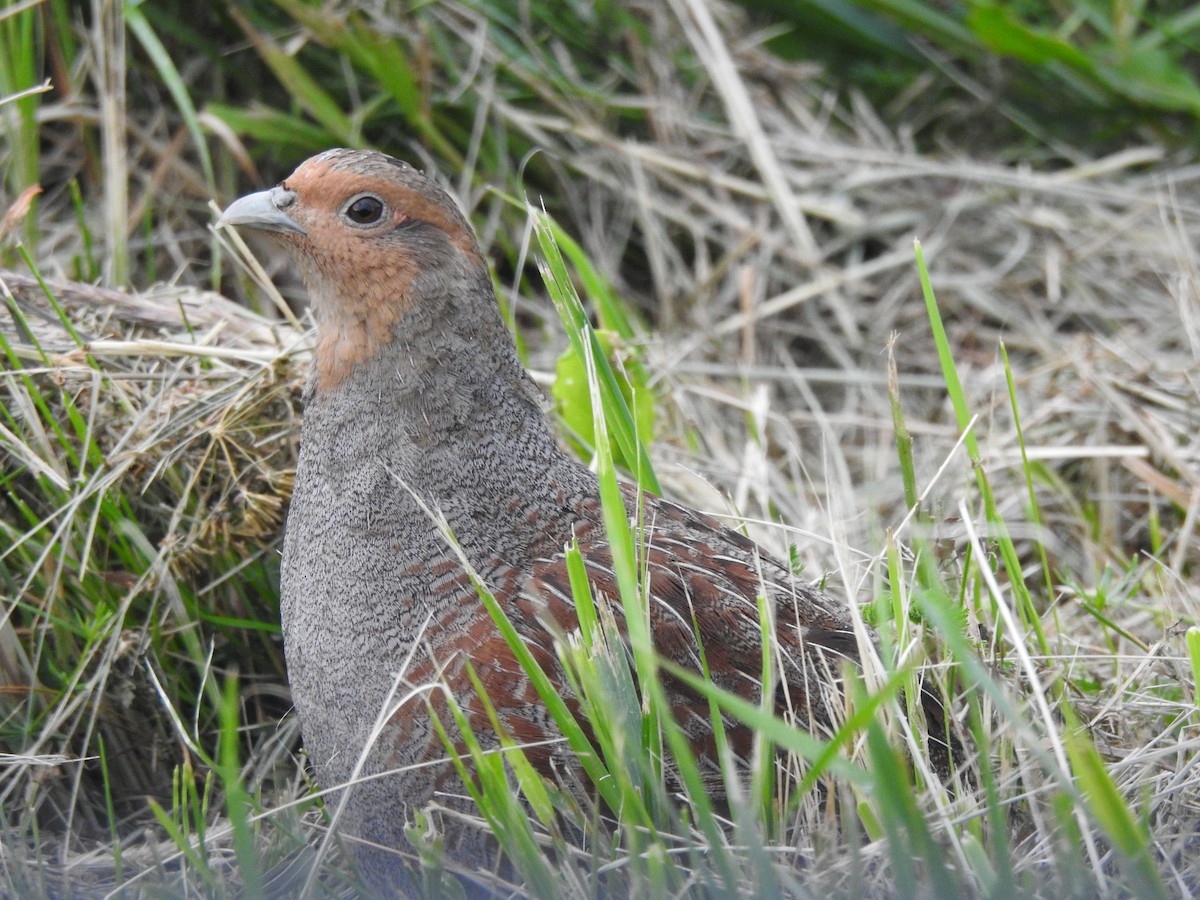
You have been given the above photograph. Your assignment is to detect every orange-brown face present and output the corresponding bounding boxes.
[219,148,485,390]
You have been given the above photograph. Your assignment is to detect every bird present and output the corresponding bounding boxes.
[218,148,960,895]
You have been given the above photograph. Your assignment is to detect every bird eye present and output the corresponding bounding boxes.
[343,194,386,226]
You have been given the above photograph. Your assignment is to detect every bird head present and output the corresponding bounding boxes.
[218,148,489,391]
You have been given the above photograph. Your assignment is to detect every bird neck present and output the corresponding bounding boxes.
[302,284,563,476]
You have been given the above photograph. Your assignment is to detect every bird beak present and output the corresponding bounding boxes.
[217,187,306,236]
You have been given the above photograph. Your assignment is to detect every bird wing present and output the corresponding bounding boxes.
[396,485,863,787]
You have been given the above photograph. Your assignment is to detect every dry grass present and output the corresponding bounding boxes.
[1,0,1198,896]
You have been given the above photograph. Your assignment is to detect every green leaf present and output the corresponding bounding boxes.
[553,329,655,472]
[531,203,659,492]
[1100,45,1200,113]
[967,5,1093,70]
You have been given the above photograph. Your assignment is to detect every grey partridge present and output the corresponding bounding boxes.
[218,149,956,895]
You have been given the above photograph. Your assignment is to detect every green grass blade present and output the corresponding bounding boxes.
[125,2,215,190]
[1061,703,1168,900]
[228,8,358,146]
[914,240,1048,655]
[532,203,659,492]
[215,671,264,898]
[1189,627,1200,706]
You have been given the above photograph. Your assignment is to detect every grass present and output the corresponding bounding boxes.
[749,0,1200,150]
[2,0,1199,897]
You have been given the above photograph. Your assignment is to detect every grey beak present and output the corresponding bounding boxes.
[217,187,306,236]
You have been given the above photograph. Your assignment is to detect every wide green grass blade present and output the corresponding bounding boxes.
[531,203,659,492]
[1061,703,1168,900]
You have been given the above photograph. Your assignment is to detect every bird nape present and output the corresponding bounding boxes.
[218,148,968,896]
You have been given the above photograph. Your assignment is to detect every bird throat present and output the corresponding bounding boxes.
[311,285,409,392]
[306,284,547,451]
